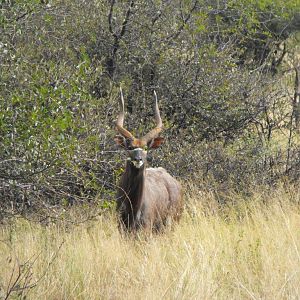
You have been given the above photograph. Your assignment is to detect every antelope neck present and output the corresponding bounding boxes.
[123,160,146,214]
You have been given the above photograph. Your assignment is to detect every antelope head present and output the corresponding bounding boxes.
[114,88,164,169]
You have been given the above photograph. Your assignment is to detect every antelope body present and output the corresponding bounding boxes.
[115,89,182,232]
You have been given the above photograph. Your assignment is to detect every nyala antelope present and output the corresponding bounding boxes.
[114,88,182,232]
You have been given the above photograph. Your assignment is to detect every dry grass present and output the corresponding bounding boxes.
[1,186,300,299]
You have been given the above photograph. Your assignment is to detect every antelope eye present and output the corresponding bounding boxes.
[126,140,134,150]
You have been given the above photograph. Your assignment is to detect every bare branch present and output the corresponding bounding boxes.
[108,0,116,36]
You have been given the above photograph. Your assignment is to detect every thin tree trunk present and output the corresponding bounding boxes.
[293,66,300,130]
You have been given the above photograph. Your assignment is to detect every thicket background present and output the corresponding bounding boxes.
[1,0,300,219]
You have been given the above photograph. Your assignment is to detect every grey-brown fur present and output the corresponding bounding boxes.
[116,161,182,232]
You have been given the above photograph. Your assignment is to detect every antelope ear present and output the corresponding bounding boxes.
[114,135,126,148]
[148,137,164,149]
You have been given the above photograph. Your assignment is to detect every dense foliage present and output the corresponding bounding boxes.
[0,0,299,218]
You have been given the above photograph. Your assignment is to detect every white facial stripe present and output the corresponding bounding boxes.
[132,160,144,168]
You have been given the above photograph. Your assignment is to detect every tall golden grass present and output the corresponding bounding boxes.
[1,185,300,299]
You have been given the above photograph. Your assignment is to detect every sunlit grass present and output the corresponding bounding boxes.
[1,186,300,299]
